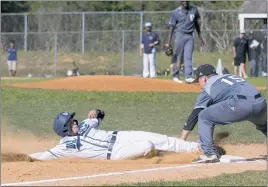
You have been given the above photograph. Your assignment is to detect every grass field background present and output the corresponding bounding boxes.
[118,170,267,186]
[1,50,243,77]
[2,77,266,142]
[1,77,267,186]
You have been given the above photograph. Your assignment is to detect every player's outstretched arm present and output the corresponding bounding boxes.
[80,109,105,130]
[88,109,105,121]
[181,108,204,140]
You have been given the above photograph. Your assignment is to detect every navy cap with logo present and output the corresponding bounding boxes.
[193,64,217,83]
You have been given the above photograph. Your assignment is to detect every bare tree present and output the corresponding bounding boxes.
[199,7,239,52]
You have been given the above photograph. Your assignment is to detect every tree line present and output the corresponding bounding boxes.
[2,1,242,13]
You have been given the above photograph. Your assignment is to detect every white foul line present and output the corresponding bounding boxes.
[2,160,265,186]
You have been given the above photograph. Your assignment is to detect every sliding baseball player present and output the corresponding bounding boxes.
[29,110,200,161]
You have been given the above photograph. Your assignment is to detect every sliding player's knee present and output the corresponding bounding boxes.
[143,141,157,158]
[143,141,154,152]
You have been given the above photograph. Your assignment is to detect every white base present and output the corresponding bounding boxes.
[219,155,246,163]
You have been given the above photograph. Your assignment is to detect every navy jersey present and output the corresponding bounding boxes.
[169,6,200,33]
[141,32,160,54]
[194,74,260,109]
[7,47,17,61]
[233,37,248,57]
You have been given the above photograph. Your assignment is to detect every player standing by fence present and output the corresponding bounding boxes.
[140,22,160,78]
[232,30,248,79]
[6,40,18,76]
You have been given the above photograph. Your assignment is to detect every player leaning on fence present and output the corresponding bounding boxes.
[6,40,18,76]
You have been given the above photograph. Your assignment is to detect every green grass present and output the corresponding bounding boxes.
[0,50,252,77]
[1,77,56,84]
[2,86,267,143]
[117,170,267,186]
[247,77,267,87]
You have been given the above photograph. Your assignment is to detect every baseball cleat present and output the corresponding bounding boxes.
[192,154,220,163]
[173,77,184,83]
[185,77,195,84]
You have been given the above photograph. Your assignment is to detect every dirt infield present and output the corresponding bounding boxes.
[6,75,266,92]
[1,131,266,186]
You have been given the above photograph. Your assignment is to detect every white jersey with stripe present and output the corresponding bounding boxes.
[29,118,115,160]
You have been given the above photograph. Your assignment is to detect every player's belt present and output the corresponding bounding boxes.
[237,94,261,100]
[107,131,118,160]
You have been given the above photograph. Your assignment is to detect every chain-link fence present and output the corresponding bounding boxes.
[1,10,267,77]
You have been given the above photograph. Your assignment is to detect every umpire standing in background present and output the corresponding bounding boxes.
[165,1,204,84]
[140,22,160,78]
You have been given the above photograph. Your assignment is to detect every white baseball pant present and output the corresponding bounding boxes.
[7,60,17,71]
[143,52,156,78]
[110,131,199,160]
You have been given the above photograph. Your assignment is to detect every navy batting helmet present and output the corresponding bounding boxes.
[53,112,75,137]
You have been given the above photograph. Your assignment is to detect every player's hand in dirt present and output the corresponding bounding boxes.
[88,110,98,119]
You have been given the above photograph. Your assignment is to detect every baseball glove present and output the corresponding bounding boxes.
[96,109,105,120]
[164,46,173,57]
[215,145,226,156]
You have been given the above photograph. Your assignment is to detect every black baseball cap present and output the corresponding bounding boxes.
[193,64,217,83]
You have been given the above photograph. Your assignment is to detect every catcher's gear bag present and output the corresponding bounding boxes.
[53,112,76,137]
[164,46,173,57]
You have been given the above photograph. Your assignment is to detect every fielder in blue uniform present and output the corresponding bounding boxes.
[140,22,160,78]
[166,1,204,84]
[180,64,267,163]
[6,40,18,76]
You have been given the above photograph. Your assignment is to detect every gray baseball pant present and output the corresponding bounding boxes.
[262,52,267,73]
[198,95,267,155]
[172,32,194,79]
[250,59,257,77]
